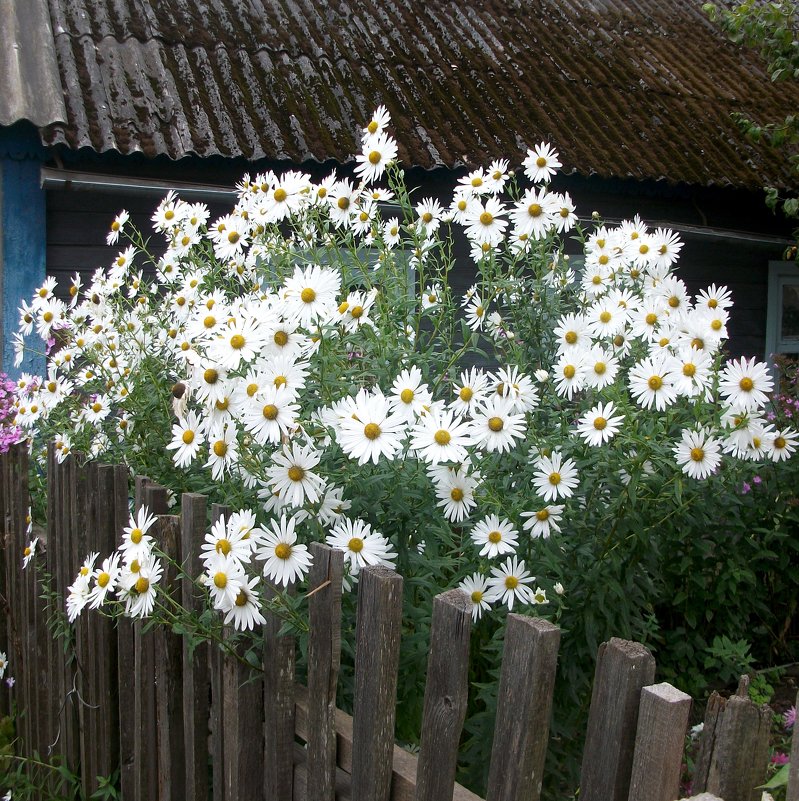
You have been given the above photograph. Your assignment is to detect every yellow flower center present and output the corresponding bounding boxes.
[364,423,381,440]
[351,306,364,319]
[711,319,722,331]
[639,244,649,255]
[235,590,248,607]
[134,577,150,594]
[505,575,519,589]
[488,531,503,544]
[648,375,663,391]
[227,231,240,244]
[739,377,754,392]
[645,313,658,326]
[488,417,504,432]
[708,298,718,309]
[594,362,607,375]
[246,383,259,397]
[274,543,292,560]
[459,387,473,402]
[563,365,576,379]
[274,375,287,388]
[471,176,483,187]
[204,369,218,384]
[599,311,611,323]
[471,590,483,603]
[683,364,696,377]
[367,120,379,134]
[274,188,288,202]
[273,330,288,346]
[262,404,278,420]
[348,537,364,553]
[23,547,31,557]
[593,416,607,430]
[690,447,704,462]
[549,472,561,486]
[434,430,451,446]
[91,402,102,413]
[301,287,316,303]
[337,197,350,210]
[400,389,414,404]
[216,398,229,411]
[213,441,227,457]
[213,572,227,588]
[480,211,493,226]
[775,436,786,449]
[288,466,305,482]
[230,334,245,349]
[368,150,382,166]
[528,203,542,217]
[98,572,110,588]
[216,539,232,556]
[536,508,549,521]
[451,488,464,502]
[565,331,577,344]
[536,156,547,168]
[130,528,143,544]
[668,296,680,308]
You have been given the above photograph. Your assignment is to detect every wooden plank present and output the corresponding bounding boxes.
[263,584,296,801]
[181,492,210,801]
[486,615,560,801]
[626,682,692,801]
[293,742,352,801]
[787,689,799,801]
[692,682,772,801]
[306,542,344,801]
[0,450,8,720]
[294,685,483,801]
[114,463,136,801]
[132,481,167,801]
[350,565,404,801]
[155,515,186,800]
[416,588,473,801]
[579,638,656,801]
[209,504,230,801]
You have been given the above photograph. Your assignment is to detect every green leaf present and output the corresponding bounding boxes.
[758,762,790,789]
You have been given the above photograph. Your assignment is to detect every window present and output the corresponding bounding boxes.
[766,260,799,362]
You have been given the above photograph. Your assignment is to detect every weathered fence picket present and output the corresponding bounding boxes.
[0,444,780,801]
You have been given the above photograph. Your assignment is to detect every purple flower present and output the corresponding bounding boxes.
[753,475,762,485]
[785,705,796,731]
[741,481,751,494]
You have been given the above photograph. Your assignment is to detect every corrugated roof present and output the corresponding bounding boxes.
[18,0,799,187]
[0,0,66,128]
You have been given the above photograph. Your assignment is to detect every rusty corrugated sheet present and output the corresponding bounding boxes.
[0,0,66,128]
[37,0,798,188]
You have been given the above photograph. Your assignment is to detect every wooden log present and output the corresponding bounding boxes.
[693,681,772,801]
[306,543,344,801]
[415,589,473,801]
[626,682,692,801]
[787,689,799,801]
[264,584,296,801]
[350,565,404,801]
[579,637,656,801]
[155,515,186,800]
[294,684,483,801]
[485,615,560,801]
[0,451,7,719]
[181,492,210,801]
[292,741,352,801]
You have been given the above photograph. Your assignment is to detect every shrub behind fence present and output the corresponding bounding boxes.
[0,442,795,801]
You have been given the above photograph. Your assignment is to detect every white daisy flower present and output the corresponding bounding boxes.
[718,357,774,413]
[673,427,722,480]
[166,411,206,468]
[409,407,472,465]
[204,551,247,609]
[337,392,406,465]
[256,515,313,587]
[432,465,480,523]
[458,573,491,621]
[469,396,527,454]
[522,142,562,183]
[221,576,266,631]
[628,354,679,411]
[88,552,122,608]
[450,367,490,418]
[532,451,579,502]
[485,555,535,611]
[355,132,398,184]
[199,515,254,569]
[120,507,158,564]
[470,515,519,559]
[265,442,326,509]
[767,428,798,462]
[22,537,39,569]
[326,518,397,574]
[520,505,564,538]
[575,402,625,447]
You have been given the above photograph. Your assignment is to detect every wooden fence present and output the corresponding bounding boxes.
[0,441,796,801]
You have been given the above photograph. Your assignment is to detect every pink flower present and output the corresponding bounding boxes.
[771,751,789,766]
[741,482,751,494]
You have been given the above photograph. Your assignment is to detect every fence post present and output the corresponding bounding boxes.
[486,615,561,801]
[306,542,344,801]
[263,583,295,801]
[415,588,473,801]
[579,637,656,801]
[350,565,404,801]
[626,682,692,801]
[155,514,186,800]
[693,678,772,801]
[181,492,210,801]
